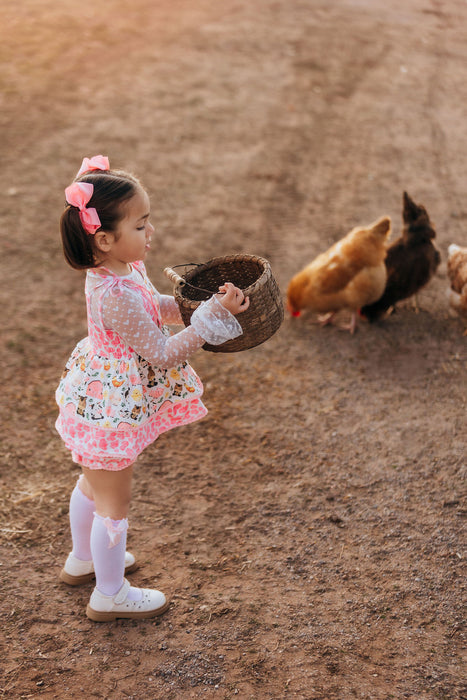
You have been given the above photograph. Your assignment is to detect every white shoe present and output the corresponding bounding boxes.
[60,551,138,586]
[86,578,169,622]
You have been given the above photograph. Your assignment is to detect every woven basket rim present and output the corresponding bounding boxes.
[167,254,284,352]
[180,254,271,297]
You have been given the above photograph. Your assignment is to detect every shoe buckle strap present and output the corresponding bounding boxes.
[114,578,131,605]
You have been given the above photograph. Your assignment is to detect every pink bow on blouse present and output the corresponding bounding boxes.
[65,181,101,235]
[77,154,110,177]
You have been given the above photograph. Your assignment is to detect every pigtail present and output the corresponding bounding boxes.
[60,205,99,270]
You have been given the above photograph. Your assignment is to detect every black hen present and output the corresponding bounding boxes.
[360,192,440,322]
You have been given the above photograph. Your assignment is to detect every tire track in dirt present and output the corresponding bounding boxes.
[424,1,467,232]
[226,5,400,284]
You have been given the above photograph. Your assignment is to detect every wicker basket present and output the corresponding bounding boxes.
[164,254,284,352]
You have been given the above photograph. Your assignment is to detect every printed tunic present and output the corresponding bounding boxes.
[55,261,241,469]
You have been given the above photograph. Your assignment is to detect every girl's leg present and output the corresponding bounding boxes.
[69,475,94,560]
[83,465,134,595]
[60,470,137,586]
[82,464,134,520]
[90,512,131,596]
[82,466,168,621]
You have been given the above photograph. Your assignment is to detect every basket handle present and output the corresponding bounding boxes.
[164,264,226,296]
[163,267,186,288]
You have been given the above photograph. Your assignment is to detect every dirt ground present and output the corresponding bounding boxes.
[0,0,466,698]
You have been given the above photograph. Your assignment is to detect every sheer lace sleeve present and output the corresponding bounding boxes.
[190,296,243,345]
[98,287,242,368]
[158,294,184,325]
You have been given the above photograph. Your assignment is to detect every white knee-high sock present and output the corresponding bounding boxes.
[69,478,94,561]
[90,514,141,600]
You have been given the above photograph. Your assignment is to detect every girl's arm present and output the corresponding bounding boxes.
[100,287,242,368]
[157,282,250,326]
[158,294,184,325]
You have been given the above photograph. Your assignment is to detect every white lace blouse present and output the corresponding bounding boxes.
[89,267,242,368]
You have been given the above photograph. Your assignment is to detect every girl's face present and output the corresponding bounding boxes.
[102,187,154,274]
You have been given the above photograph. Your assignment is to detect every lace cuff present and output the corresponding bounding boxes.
[190,296,243,345]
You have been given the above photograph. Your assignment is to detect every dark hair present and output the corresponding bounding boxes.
[60,169,142,270]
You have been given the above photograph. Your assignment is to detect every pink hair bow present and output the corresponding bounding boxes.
[65,181,101,234]
[77,154,110,177]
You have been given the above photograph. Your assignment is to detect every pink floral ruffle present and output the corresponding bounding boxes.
[56,398,207,471]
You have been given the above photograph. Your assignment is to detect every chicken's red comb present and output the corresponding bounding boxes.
[291,310,301,317]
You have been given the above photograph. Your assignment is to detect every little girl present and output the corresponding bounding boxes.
[56,155,249,622]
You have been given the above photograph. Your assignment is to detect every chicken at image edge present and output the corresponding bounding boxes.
[446,243,467,320]
[286,216,391,333]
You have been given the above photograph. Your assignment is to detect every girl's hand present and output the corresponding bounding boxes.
[217,282,250,315]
